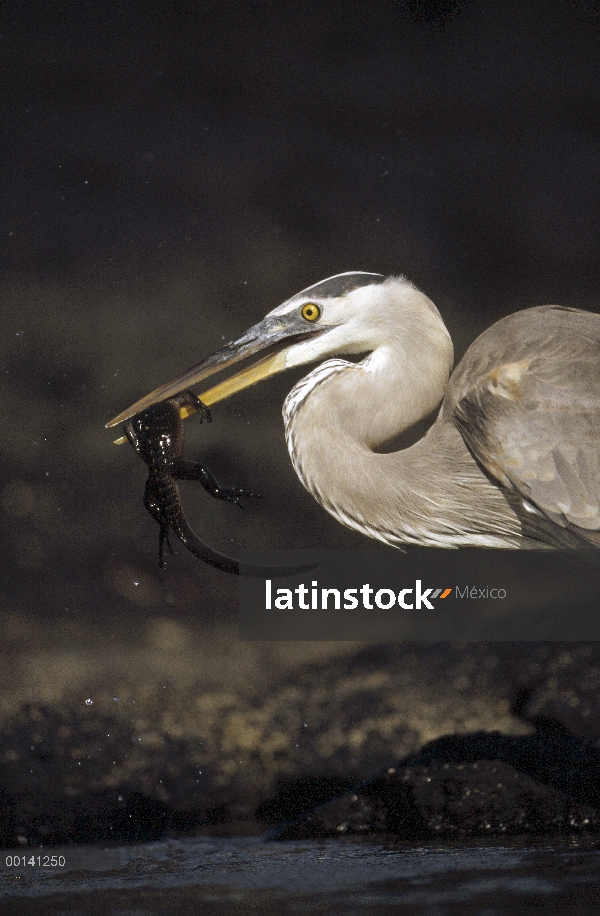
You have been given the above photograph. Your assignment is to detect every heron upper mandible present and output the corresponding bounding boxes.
[107,273,600,549]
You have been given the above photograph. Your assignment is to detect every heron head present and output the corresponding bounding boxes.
[106,273,450,427]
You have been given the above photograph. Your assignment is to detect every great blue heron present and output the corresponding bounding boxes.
[107,272,600,550]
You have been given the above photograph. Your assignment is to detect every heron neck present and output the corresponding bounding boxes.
[288,327,453,451]
[284,345,520,547]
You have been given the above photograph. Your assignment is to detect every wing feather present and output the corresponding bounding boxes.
[447,306,600,541]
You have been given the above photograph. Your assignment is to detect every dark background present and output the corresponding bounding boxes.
[3,0,600,624]
[1,0,600,845]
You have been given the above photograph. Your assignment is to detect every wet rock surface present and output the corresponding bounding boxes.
[2,638,600,847]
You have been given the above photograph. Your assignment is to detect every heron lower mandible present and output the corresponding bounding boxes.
[107,273,600,549]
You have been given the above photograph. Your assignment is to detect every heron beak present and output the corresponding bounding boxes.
[106,314,324,429]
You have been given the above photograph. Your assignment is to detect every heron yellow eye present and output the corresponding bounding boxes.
[301,302,321,322]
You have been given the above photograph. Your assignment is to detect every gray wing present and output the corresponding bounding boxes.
[447,306,600,542]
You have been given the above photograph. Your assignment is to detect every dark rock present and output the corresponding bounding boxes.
[273,731,600,840]
[256,776,355,824]
[403,731,600,809]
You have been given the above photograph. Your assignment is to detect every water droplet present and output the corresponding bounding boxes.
[85,698,93,705]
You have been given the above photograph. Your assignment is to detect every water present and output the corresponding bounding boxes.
[1,836,598,914]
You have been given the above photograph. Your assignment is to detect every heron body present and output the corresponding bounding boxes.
[108,274,600,551]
